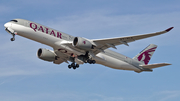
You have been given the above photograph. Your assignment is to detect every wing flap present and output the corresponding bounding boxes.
[53,48,70,64]
[54,58,64,64]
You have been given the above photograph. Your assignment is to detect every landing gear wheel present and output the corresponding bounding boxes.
[87,59,91,63]
[76,64,79,68]
[68,65,71,69]
[92,60,96,64]
[11,38,15,41]
[73,66,76,70]
[71,63,75,67]
[68,63,80,70]
[87,59,96,64]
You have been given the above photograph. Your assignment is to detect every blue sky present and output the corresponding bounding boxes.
[0,0,180,101]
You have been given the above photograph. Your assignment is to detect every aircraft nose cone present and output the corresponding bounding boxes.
[4,22,11,28]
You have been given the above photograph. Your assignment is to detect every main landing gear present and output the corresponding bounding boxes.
[67,51,96,70]
[87,59,96,64]
[68,63,79,70]
[68,59,96,70]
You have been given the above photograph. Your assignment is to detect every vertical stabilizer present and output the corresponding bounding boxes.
[133,44,157,65]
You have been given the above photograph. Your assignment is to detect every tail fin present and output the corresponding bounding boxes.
[133,44,157,65]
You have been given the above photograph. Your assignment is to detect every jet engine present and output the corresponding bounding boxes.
[37,48,56,62]
[73,37,95,50]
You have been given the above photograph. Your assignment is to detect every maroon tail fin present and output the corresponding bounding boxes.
[133,44,157,65]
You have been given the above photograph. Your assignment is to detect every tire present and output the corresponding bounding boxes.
[68,65,71,69]
[87,59,90,63]
[76,64,79,68]
[92,60,96,64]
[11,38,15,41]
[71,63,75,67]
[73,66,76,70]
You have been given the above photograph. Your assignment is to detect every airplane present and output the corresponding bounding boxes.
[4,19,173,73]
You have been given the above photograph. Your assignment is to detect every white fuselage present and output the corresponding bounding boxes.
[4,19,142,72]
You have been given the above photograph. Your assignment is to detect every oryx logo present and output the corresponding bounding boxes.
[137,47,157,65]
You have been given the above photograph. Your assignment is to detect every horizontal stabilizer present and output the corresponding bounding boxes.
[140,63,171,69]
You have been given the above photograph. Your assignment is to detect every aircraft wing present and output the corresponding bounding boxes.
[92,27,173,54]
[53,58,65,64]
[53,48,70,64]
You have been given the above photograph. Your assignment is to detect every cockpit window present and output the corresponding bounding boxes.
[10,20,18,22]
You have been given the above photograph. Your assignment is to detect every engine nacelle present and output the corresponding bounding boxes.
[37,48,56,62]
[73,37,94,50]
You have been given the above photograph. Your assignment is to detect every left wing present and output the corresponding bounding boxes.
[53,48,70,64]
[92,27,173,54]
[54,58,64,64]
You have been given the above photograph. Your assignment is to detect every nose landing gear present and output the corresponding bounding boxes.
[5,28,16,41]
[11,34,15,41]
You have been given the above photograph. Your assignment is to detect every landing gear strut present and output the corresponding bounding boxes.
[5,28,16,41]
[11,33,15,41]
[11,34,15,41]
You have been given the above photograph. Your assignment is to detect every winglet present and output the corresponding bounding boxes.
[165,27,174,32]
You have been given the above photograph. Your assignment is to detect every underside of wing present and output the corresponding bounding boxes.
[53,48,70,64]
[54,58,64,64]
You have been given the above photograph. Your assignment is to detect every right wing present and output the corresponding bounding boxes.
[92,27,174,54]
